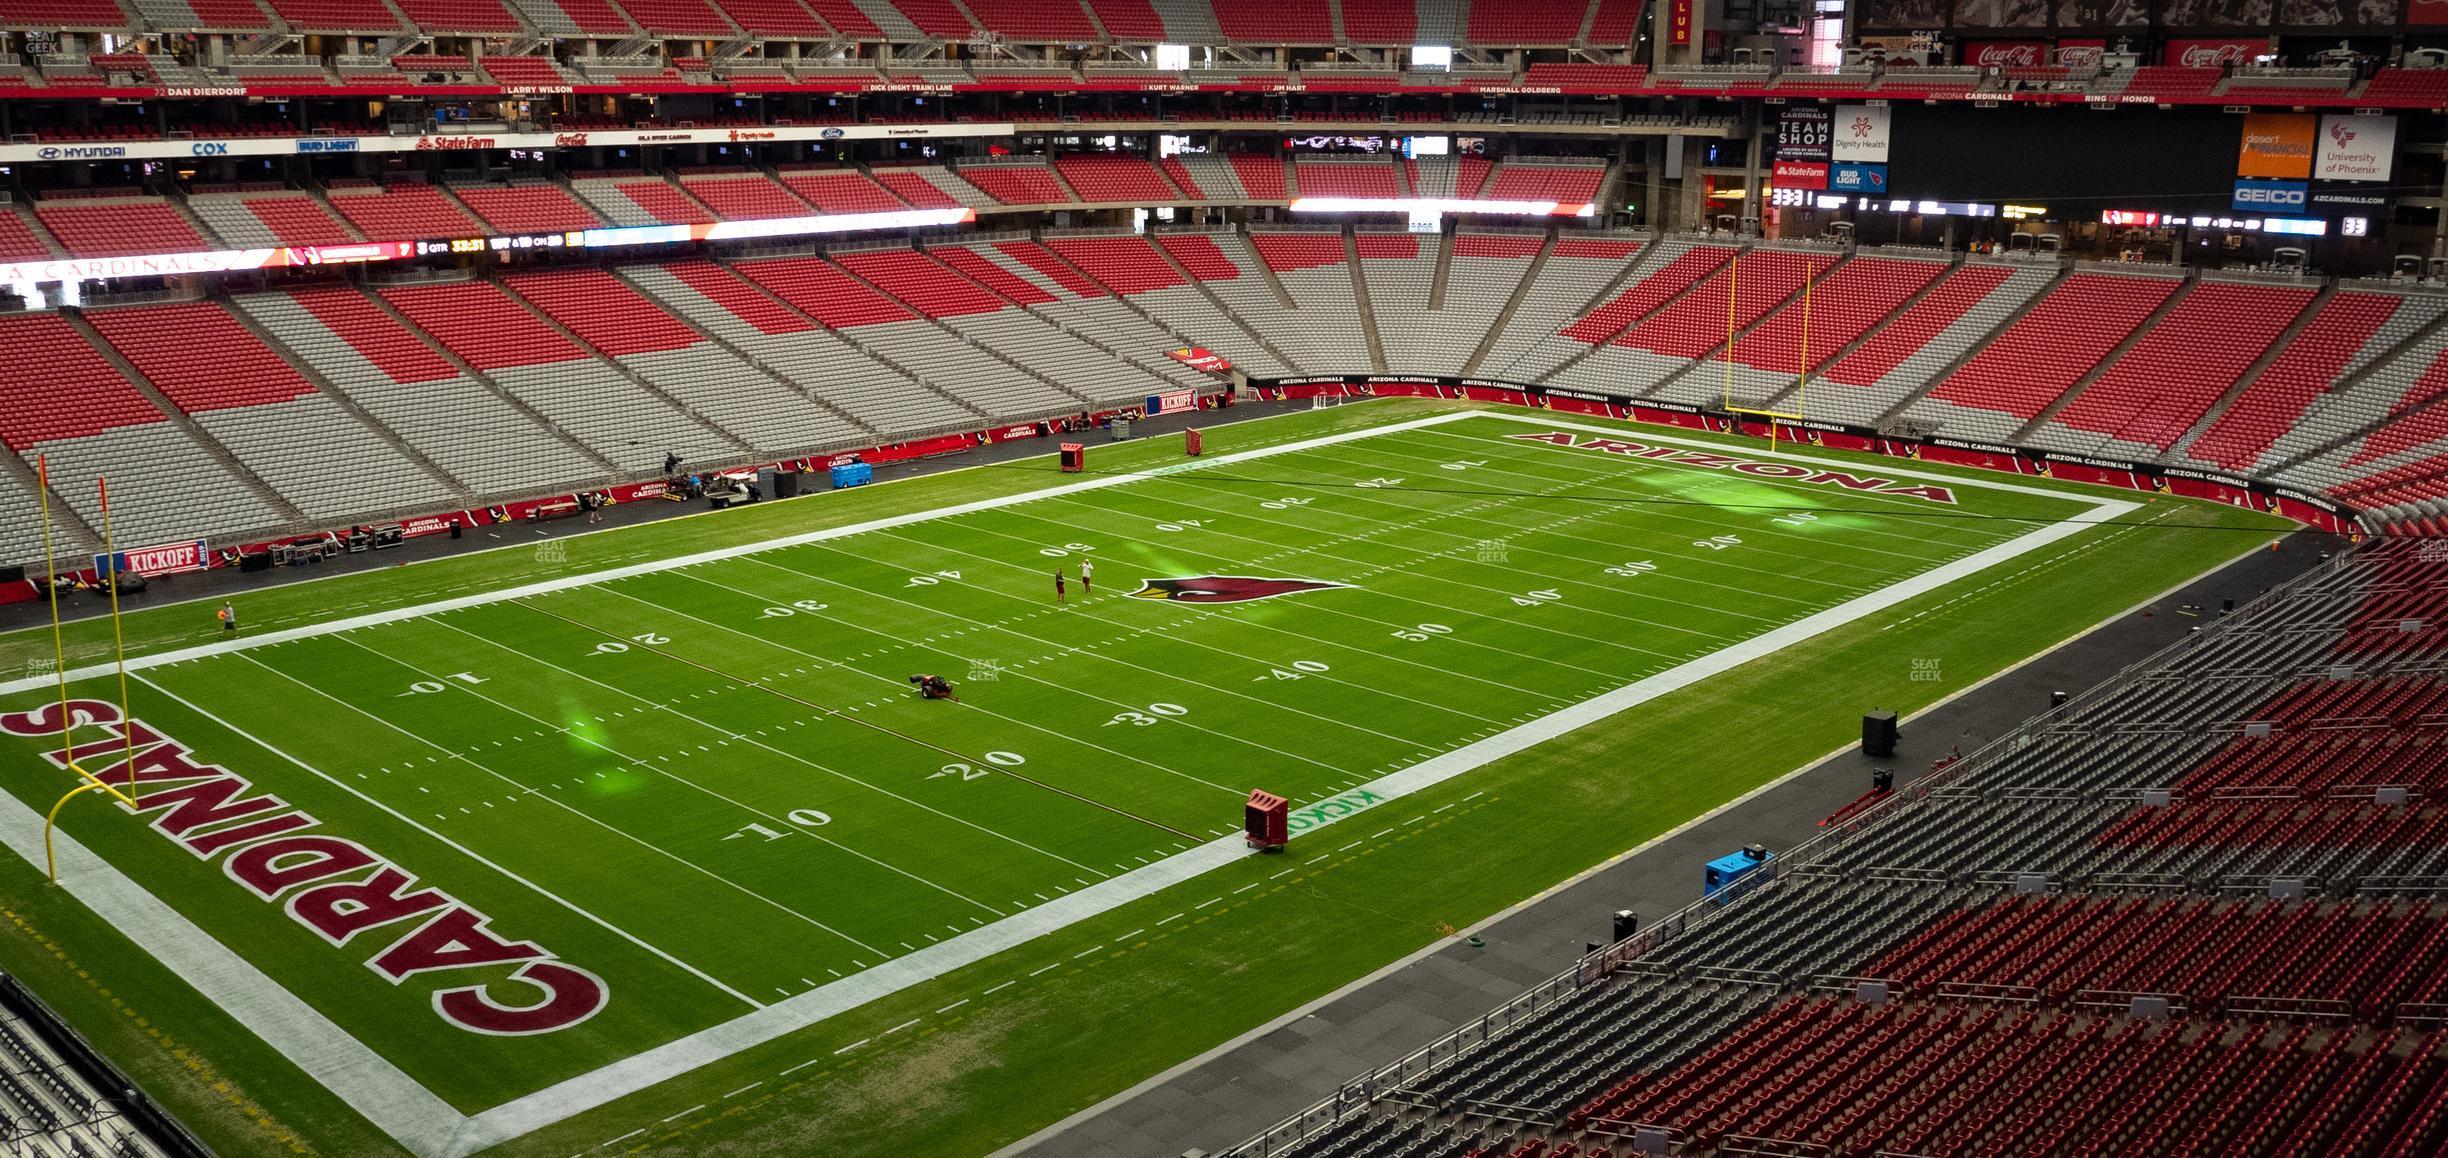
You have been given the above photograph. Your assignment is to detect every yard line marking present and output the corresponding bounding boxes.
[1270,867,1297,878]
[1155,913,1185,925]
[982,981,1016,995]
[35,408,2148,1158]
[781,1057,825,1076]
[1008,504,1641,685]
[601,1129,644,1148]
[722,1083,760,1099]
[1070,946,1103,959]
[0,408,1487,701]
[1193,897,1223,909]
[309,640,914,952]
[425,615,1094,893]
[215,657,854,981]
[936,999,969,1013]
[1232,882,1259,894]
[885,1019,918,1035]
[1042,495,1708,670]
[1128,460,1806,640]
[830,1039,868,1056]
[591,582,1225,832]
[0,698,467,1156]
[1029,963,1061,977]
[659,1105,704,1123]
[1117,929,1145,941]
[828,533,1501,740]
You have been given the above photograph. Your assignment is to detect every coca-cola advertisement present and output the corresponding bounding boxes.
[1961,39,2045,68]
[2052,0,2145,27]
[2056,38,2109,65]
[1953,0,2046,28]
[2161,36,2268,67]
[2160,0,2272,27]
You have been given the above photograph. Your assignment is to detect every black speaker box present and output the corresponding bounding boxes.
[772,470,800,499]
[1862,710,1899,759]
[238,553,273,573]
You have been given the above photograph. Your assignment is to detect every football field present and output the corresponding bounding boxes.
[0,404,2236,1155]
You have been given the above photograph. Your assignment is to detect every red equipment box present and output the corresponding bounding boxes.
[1060,442,1085,472]
[1245,789,1288,849]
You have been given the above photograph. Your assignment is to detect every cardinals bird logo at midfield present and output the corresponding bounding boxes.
[1128,576,1352,604]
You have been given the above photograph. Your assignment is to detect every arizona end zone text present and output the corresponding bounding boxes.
[1505,431,1963,504]
[0,700,607,1036]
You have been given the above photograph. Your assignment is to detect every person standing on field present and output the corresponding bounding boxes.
[1080,557,1094,597]
[1054,568,1067,605]
[217,602,236,633]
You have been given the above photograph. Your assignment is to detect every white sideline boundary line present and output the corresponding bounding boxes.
[0,408,2136,1157]
[0,792,465,1155]
[0,408,1475,701]
[989,518,2272,1158]
[441,420,2136,1156]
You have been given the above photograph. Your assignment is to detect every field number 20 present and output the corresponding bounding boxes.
[931,751,1026,781]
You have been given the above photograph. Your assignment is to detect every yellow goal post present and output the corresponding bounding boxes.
[34,458,141,884]
[1718,252,1817,444]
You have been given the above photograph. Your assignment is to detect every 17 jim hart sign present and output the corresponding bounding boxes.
[1,698,608,1036]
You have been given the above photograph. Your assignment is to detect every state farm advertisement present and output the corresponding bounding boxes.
[1772,160,1830,191]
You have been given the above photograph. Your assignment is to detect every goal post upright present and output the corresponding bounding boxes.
[1721,253,1808,445]
[39,470,140,885]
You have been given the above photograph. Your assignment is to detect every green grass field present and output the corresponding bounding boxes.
[0,400,2292,1157]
